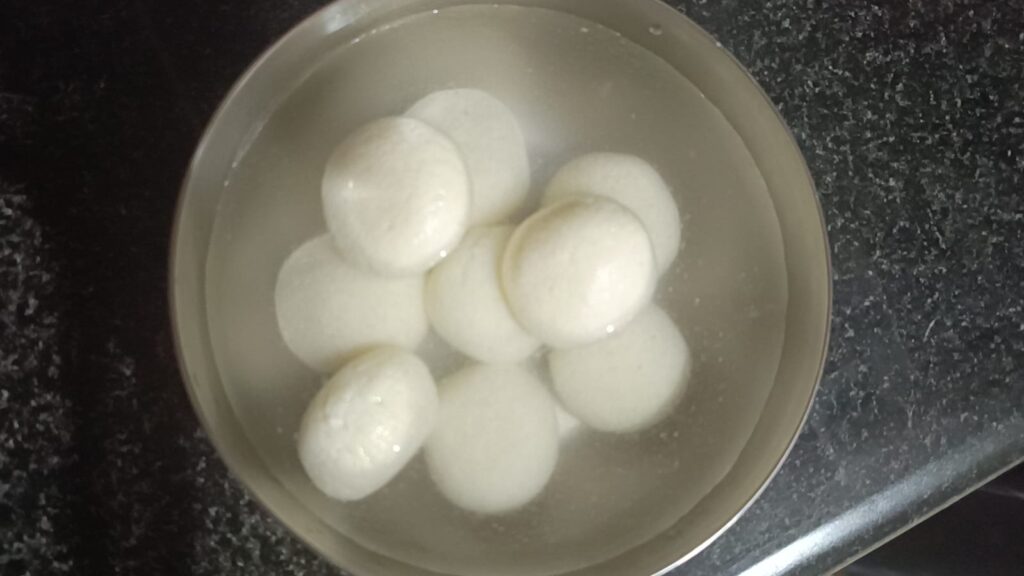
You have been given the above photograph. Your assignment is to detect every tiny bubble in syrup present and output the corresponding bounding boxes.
[392,444,402,453]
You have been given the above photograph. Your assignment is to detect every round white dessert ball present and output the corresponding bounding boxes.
[322,116,470,275]
[426,364,559,514]
[544,153,681,274]
[298,347,439,501]
[275,236,428,373]
[407,89,530,225]
[425,226,539,363]
[501,196,656,348]
[549,306,692,433]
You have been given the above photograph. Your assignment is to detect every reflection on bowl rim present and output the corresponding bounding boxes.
[169,0,832,575]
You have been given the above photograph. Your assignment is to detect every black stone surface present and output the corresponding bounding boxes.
[1,1,1021,575]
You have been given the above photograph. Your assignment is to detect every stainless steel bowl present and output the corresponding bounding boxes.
[171,1,831,574]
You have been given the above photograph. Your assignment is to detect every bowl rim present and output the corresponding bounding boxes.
[168,1,833,574]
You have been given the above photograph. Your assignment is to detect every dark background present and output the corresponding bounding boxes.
[1,1,1022,574]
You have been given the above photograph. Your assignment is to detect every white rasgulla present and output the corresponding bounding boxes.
[502,196,656,348]
[322,116,470,275]
[544,153,681,274]
[275,236,427,373]
[549,306,692,433]
[426,365,559,514]
[298,347,438,501]
[407,89,530,225]
[425,226,539,363]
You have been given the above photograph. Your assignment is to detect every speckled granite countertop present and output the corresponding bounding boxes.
[1,0,1022,574]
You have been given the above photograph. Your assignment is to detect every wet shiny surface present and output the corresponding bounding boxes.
[1,0,1022,575]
